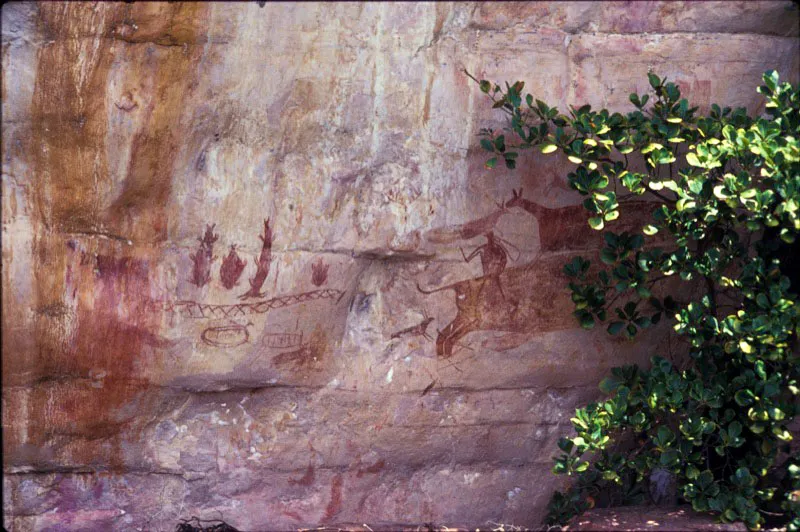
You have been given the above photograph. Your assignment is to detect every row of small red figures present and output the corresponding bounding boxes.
[189,219,329,297]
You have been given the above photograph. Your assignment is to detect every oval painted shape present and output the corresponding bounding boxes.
[201,325,249,348]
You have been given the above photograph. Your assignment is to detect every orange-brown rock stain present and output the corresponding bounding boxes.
[4,2,212,472]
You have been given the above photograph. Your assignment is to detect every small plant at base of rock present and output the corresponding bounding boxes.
[470,70,800,530]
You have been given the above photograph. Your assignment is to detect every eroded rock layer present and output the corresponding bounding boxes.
[3,2,798,529]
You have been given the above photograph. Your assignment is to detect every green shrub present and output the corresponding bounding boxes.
[470,70,800,530]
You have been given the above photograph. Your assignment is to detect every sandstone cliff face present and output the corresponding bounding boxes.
[2,2,798,529]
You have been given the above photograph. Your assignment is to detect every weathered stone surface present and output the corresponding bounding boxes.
[471,1,799,37]
[569,33,800,112]
[2,2,798,530]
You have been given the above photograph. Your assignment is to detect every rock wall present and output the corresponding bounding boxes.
[2,2,798,529]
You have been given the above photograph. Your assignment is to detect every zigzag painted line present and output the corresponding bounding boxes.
[148,288,345,319]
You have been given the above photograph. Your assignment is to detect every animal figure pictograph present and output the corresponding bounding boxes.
[240,219,273,299]
[504,188,535,211]
[189,224,219,287]
[419,230,513,358]
[390,309,435,341]
[418,260,567,358]
[504,187,583,253]
[506,188,666,253]
[417,198,573,358]
[220,245,247,289]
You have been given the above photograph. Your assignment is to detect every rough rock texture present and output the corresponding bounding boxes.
[2,2,798,530]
